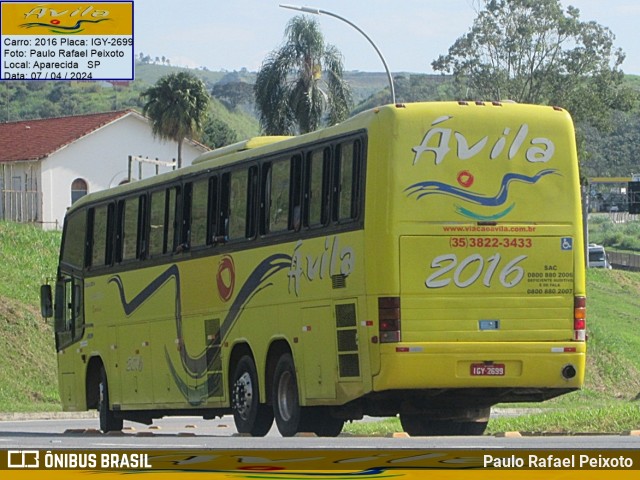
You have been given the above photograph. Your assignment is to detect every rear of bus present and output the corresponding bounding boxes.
[365,102,586,434]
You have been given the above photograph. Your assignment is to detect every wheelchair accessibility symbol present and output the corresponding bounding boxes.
[561,237,573,251]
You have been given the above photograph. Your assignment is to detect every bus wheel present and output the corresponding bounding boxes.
[231,355,273,436]
[272,353,302,437]
[99,368,123,433]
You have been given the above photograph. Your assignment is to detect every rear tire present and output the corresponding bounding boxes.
[99,368,123,433]
[272,353,302,437]
[231,355,273,436]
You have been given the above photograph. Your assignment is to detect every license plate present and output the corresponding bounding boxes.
[471,363,505,376]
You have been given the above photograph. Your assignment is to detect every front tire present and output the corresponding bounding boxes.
[231,355,273,436]
[99,368,123,433]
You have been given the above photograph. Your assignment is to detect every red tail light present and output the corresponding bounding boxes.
[574,296,586,341]
[379,297,401,343]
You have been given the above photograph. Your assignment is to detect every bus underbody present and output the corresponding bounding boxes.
[102,386,577,437]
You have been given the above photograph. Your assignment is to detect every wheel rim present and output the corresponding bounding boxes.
[233,372,254,420]
[276,370,295,422]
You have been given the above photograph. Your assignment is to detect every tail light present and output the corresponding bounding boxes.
[379,297,401,343]
[574,296,586,341]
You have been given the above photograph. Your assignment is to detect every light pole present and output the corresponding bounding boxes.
[279,4,396,105]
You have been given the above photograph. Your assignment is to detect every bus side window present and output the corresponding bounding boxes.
[305,147,331,228]
[261,158,292,235]
[271,159,291,232]
[138,194,148,258]
[228,170,247,239]
[167,186,181,253]
[334,139,361,222]
[181,178,210,251]
[72,279,84,340]
[191,178,210,248]
[208,175,219,244]
[147,188,180,256]
[88,204,114,268]
[260,162,272,236]
[246,165,258,239]
[117,195,142,262]
[219,173,231,241]
[61,209,87,269]
[227,166,258,241]
[54,275,84,349]
[290,154,303,231]
[148,190,166,257]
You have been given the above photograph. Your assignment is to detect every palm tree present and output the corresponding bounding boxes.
[255,15,352,135]
[141,72,210,167]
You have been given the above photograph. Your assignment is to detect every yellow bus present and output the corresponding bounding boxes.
[41,101,586,437]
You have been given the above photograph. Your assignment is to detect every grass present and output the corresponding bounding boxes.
[344,403,640,436]
[343,267,640,436]
[0,221,60,304]
[0,222,61,411]
[2,220,640,435]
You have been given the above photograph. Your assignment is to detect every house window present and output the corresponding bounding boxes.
[71,178,88,204]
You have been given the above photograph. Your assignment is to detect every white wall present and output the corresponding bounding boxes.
[39,113,207,229]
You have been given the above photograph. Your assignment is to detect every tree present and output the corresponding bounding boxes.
[432,0,636,127]
[201,115,238,149]
[212,81,255,110]
[254,15,352,135]
[141,72,210,167]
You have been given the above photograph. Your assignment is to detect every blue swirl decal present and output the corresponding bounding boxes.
[405,169,559,220]
[109,254,292,406]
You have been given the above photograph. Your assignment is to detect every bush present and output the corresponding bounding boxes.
[589,215,640,252]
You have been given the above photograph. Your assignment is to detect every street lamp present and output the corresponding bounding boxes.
[279,4,396,105]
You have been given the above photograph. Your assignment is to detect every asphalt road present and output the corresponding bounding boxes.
[1,414,639,449]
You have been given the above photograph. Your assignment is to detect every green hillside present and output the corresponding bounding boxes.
[1,220,640,423]
[1,65,639,175]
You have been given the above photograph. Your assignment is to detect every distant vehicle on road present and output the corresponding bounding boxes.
[588,244,612,269]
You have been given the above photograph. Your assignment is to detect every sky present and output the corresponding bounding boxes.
[134,0,640,75]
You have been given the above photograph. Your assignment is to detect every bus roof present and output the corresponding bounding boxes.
[193,136,291,165]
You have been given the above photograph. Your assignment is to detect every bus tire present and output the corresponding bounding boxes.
[99,368,123,433]
[272,353,302,437]
[231,355,273,436]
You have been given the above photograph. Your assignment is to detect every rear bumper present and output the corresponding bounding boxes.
[373,341,585,391]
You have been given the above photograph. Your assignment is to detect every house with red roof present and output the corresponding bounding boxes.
[0,110,208,229]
